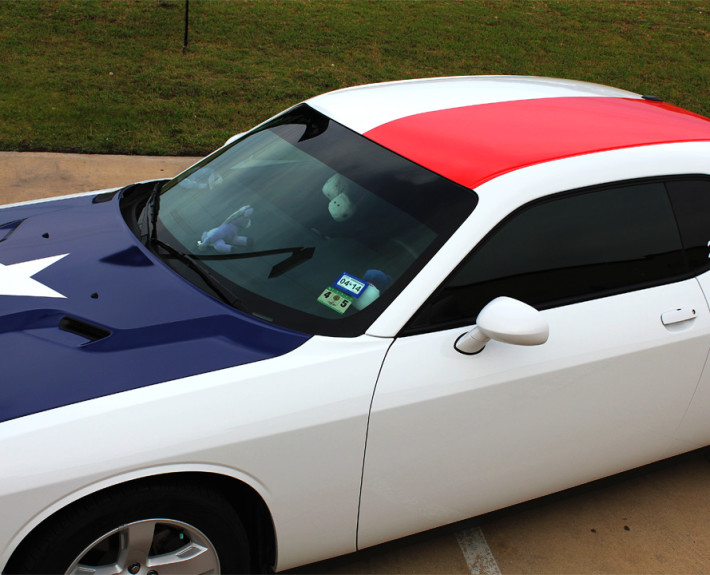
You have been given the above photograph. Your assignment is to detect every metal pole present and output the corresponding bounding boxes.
[182,0,189,54]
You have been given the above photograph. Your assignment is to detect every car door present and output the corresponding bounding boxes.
[668,178,710,444]
[358,177,710,549]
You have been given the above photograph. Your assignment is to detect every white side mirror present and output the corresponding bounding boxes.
[455,297,549,355]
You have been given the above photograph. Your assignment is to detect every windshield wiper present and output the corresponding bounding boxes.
[193,246,315,278]
[137,182,163,246]
[147,182,162,245]
[152,238,246,310]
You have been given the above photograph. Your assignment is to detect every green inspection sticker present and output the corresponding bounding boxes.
[317,286,354,314]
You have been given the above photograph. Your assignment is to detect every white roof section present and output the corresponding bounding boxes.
[306,76,642,134]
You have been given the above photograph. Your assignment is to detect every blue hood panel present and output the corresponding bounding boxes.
[0,194,310,423]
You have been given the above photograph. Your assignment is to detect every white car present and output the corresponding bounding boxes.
[2,76,710,574]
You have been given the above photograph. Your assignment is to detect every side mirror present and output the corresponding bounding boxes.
[454,297,549,355]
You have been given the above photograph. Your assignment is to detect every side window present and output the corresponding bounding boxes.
[667,178,710,273]
[407,180,687,332]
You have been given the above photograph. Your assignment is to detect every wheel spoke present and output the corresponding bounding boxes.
[64,517,225,575]
[123,520,158,565]
[147,542,220,575]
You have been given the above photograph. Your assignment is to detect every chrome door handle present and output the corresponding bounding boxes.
[661,307,697,326]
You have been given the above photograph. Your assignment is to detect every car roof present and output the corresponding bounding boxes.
[306,76,710,189]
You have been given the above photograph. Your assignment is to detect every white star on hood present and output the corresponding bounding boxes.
[0,254,69,298]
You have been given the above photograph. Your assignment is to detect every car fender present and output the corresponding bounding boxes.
[0,462,272,572]
[0,334,391,572]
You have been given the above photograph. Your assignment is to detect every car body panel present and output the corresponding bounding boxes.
[0,334,391,571]
[676,269,710,442]
[363,98,710,189]
[0,195,309,423]
[0,189,117,211]
[359,278,710,547]
[306,76,641,134]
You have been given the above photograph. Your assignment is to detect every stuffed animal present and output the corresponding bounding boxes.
[323,174,356,222]
[363,269,392,291]
[197,205,253,254]
[353,270,392,311]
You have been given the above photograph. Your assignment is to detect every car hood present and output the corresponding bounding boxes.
[0,192,310,423]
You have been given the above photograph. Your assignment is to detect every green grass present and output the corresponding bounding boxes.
[0,0,708,155]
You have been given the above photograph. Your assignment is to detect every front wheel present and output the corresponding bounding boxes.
[7,480,251,575]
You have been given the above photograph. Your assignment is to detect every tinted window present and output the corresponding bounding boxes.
[667,178,710,272]
[407,181,687,332]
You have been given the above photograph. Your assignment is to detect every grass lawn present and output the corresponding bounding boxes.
[0,0,708,156]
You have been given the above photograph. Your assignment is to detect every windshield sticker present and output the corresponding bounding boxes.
[333,272,367,299]
[317,287,354,314]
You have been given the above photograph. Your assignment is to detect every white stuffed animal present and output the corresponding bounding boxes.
[322,174,355,222]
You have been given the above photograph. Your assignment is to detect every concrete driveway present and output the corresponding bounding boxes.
[2,151,710,574]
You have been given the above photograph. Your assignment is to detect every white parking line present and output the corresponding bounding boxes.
[456,527,502,575]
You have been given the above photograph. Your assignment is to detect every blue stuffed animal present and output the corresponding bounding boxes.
[197,205,254,254]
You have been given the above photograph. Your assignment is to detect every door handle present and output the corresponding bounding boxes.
[661,307,697,326]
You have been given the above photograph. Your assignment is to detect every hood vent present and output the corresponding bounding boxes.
[58,316,111,343]
[92,191,119,204]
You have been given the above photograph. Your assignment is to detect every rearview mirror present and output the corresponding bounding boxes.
[454,297,549,355]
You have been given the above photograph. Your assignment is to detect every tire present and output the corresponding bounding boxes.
[7,479,251,575]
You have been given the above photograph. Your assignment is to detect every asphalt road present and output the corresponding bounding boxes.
[2,151,710,574]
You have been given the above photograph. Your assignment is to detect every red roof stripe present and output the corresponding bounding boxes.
[363,98,710,189]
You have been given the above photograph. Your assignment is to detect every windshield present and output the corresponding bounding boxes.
[155,104,477,336]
